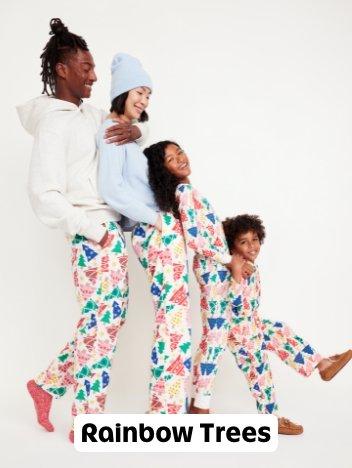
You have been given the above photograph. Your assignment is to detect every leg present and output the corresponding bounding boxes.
[260,318,322,377]
[228,324,279,415]
[191,256,231,411]
[228,319,304,435]
[27,338,75,433]
[27,237,93,432]
[71,222,128,419]
[34,339,75,398]
[132,216,191,414]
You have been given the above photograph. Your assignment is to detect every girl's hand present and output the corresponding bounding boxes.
[104,118,141,145]
[230,253,246,283]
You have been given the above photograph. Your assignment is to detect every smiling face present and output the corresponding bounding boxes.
[56,48,97,101]
[124,86,151,120]
[163,144,191,181]
[233,230,261,262]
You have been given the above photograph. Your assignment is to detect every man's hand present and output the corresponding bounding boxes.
[104,118,141,145]
[98,231,113,249]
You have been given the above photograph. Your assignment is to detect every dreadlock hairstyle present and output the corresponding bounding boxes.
[110,92,149,123]
[40,18,89,95]
[222,214,266,253]
[144,141,182,219]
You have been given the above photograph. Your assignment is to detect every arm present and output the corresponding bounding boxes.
[28,123,106,243]
[103,120,149,146]
[98,138,158,225]
[176,184,232,266]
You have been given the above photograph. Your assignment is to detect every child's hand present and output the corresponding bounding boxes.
[230,253,246,283]
[242,261,255,278]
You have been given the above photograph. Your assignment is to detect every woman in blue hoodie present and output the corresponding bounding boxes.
[97,53,192,414]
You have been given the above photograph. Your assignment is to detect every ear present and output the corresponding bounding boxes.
[55,62,68,80]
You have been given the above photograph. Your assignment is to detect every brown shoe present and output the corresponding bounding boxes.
[278,417,303,435]
[188,398,210,414]
[319,350,352,381]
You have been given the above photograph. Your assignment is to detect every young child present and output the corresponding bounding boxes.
[223,214,352,435]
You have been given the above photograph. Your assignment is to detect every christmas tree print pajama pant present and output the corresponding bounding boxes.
[228,270,322,415]
[176,184,233,409]
[131,213,192,414]
[34,221,129,419]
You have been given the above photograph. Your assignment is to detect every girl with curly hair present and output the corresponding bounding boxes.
[132,141,252,415]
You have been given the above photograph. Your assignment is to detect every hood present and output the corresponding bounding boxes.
[16,95,79,136]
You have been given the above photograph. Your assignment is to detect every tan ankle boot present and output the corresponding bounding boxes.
[188,398,210,414]
[278,417,303,435]
[319,350,352,381]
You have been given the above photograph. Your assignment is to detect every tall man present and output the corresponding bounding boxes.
[17,18,146,443]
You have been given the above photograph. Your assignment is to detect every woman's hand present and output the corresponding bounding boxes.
[104,118,141,145]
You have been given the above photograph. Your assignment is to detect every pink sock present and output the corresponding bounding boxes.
[69,430,74,443]
[27,379,54,432]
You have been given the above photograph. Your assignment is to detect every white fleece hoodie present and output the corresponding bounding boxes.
[17,95,147,242]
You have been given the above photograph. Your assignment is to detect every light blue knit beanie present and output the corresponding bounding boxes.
[110,52,153,102]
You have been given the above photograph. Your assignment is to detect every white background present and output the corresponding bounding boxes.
[1,1,351,467]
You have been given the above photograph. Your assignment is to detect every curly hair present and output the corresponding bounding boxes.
[40,18,89,95]
[222,214,266,253]
[110,92,148,123]
[143,141,182,218]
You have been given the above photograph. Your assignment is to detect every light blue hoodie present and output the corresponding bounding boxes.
[97,118,158,228]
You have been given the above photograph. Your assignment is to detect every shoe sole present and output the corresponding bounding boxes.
[278,429,304,435]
